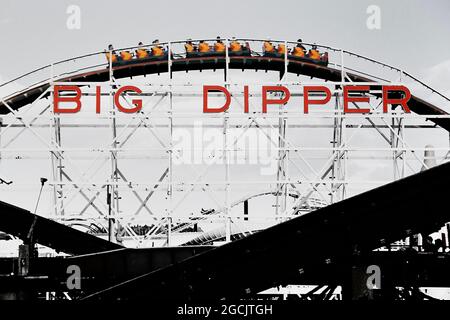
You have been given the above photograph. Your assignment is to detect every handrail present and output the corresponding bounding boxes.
[0,64,52,88]
[342,49,450,103]
[403,71,450,102]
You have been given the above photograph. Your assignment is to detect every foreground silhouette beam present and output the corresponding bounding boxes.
[0,201,122,255]
[82,162,450,300]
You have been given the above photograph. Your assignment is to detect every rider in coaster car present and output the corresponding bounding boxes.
[291,39,306,57]
[308,45,321,60]
[120,51,133,61]
[320,52,329,65]
[277,43,286,55]
[105,44,119,63]
[198,40,211,53]
[263,38,275,54]
[151,39,165,56]
[230,37,242,52]
[119,43,133,61]
[185,39,196,53]
[214,36,225,52]
[136,42,149,59]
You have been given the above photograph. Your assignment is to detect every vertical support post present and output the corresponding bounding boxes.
[275,94,287,220]
[167,82,174,247]
[225,38,229,83]
[53,116,64,216]
[167,41,174,246]
[224,40,231,242]
[282,117,288,219]
[50,64,65,217]
[110,103,119,243]
[108,51,118,243]
[283,42,289,214]
[391,109,405,181]
[224,88,231,243]
[339,50,347,200]
[168,41,172,80]
[224,113,231,242]
[277,40,289,217]
[331,88,346,203]
[341,90,347,201]
[401,116,405,178]
[331,92,338,204]
[396,73,408,245]
[107,184,114,242]
[390,113,396,179]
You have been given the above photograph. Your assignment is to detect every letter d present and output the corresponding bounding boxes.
[203,85,231,113]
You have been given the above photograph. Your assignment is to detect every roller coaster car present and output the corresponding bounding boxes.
[288,53,329,67]
[112,51,169,67]
[186,45,252,59]
[229,46,251,57]
[186,51,225,58]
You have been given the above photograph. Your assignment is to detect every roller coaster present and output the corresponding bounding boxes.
[1,38,450,301]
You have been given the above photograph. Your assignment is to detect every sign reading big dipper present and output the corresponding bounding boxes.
[52,85,412,114]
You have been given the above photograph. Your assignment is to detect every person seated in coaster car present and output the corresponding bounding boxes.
[120,50,133,61]
[205,36,226,56]
[288,40,328,66]
[228,38,251,56]
[214,36,226,53]
[135,42,150,59]
[290,39,306,58]
[320,52,329,66]
[308,45,321,60]
[190,39,224,58]
[105,44,120,64]
[198,40,211,53]
[151,39,165,57]
[230,37,242,52]
[185,39,196,52]
[185,39,197,57]
[263,38,276,57]
[277,43,286,55]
